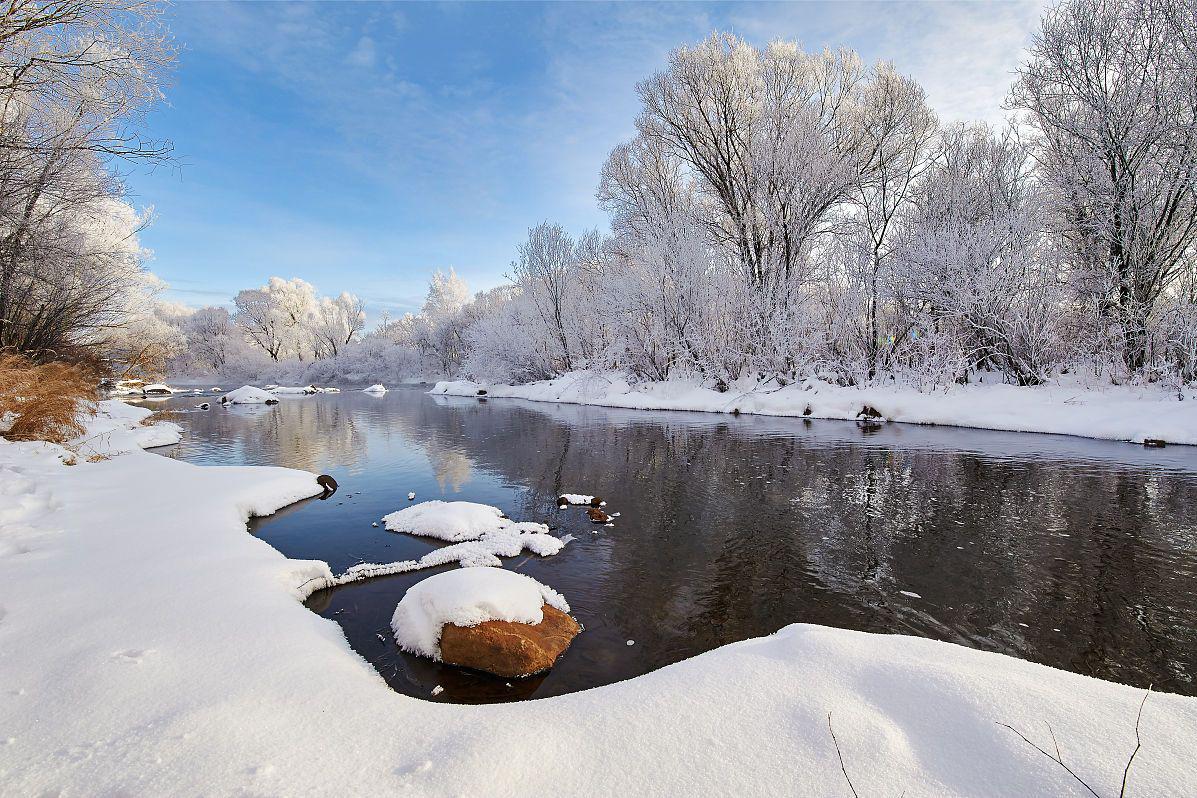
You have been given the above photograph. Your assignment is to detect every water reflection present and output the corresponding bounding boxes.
[149,388,1197,703]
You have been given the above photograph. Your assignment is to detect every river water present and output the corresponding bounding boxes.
[143,386,1197,703]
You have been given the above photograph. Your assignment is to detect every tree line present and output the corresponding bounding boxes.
[5,0,1195,394]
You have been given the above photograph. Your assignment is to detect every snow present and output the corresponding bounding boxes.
[220,385,279,405]
[311,500,571,585]
[362,383,387,394]
[383,500,544,542]
[331,525,566,586]
[140,383,181,395]
[69,399,182,457]
[269,385,317,395]
[559,493,596,505]
[1,403,1196,795]
[432,371,1197,446]
[390,567,570,660]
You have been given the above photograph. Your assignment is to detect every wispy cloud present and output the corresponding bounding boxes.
[137,1,1048,322]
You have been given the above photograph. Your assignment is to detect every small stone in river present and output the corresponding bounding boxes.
[372,522,379,527]
[408,492,416,500]
[587,507,609,523]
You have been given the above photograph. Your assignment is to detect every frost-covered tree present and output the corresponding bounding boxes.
[0,0,173,361]
[414,268,470,374]
[630,33,872,286]
[233,277,320,362]
[893,124,1063,386]
[179,306,239,373]
[851,63,938,378]
[511,223,584,372]
[1011,0,1197,372]
[311,293,366,359]
[104,273,187,378]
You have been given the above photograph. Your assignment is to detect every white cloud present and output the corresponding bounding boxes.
[346,35,376,69]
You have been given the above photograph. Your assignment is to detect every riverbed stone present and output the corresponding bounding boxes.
[439,604,580,678]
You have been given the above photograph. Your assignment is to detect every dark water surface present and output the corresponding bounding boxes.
[144,387,1197,703]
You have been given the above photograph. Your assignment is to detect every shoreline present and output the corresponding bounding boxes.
[431,371,1197,447]
[0,400,1194,794]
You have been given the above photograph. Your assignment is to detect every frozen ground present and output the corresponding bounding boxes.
[433,371,1197,446]
[0,400,1195,795]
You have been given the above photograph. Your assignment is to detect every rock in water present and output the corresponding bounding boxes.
[438,605,580,678]
[586,507,609,524]
[316,474,338,498]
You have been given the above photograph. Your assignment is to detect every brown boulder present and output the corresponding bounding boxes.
[439,604,581,678]
[586,507,609,523]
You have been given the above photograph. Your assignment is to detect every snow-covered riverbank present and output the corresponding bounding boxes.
[1,400,1195,795]
[433,371,1197,446]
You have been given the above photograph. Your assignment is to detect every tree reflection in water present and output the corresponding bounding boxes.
[156,388,1197,703]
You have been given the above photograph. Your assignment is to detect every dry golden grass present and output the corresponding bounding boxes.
[0,355,100,443]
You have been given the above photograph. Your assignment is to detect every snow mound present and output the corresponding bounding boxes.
[220,386,279,405]
[141,383,181,395]
[391,567,570,660]
[269,385,317,395]
[559,493,596,505]
[383,500,546,542]
[362,384,387,394]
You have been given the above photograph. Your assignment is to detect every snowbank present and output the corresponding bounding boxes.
[432,371,1197,445]
[220,385,279,405]
[391,567,569,660]
[69,399,182,456]
[2,403,1196,795]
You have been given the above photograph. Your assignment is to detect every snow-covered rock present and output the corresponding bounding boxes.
[390,567,571,661]
[269,385,318,395]
[141,383,181,395]
[220,386,280,405]
[362,384,387,394]
[382,500,538,542]
[558,493,602,506]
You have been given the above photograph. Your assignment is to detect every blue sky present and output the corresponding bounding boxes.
[130,0,1046,319]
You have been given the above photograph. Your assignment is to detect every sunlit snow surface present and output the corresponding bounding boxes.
[0,399,1195,795]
